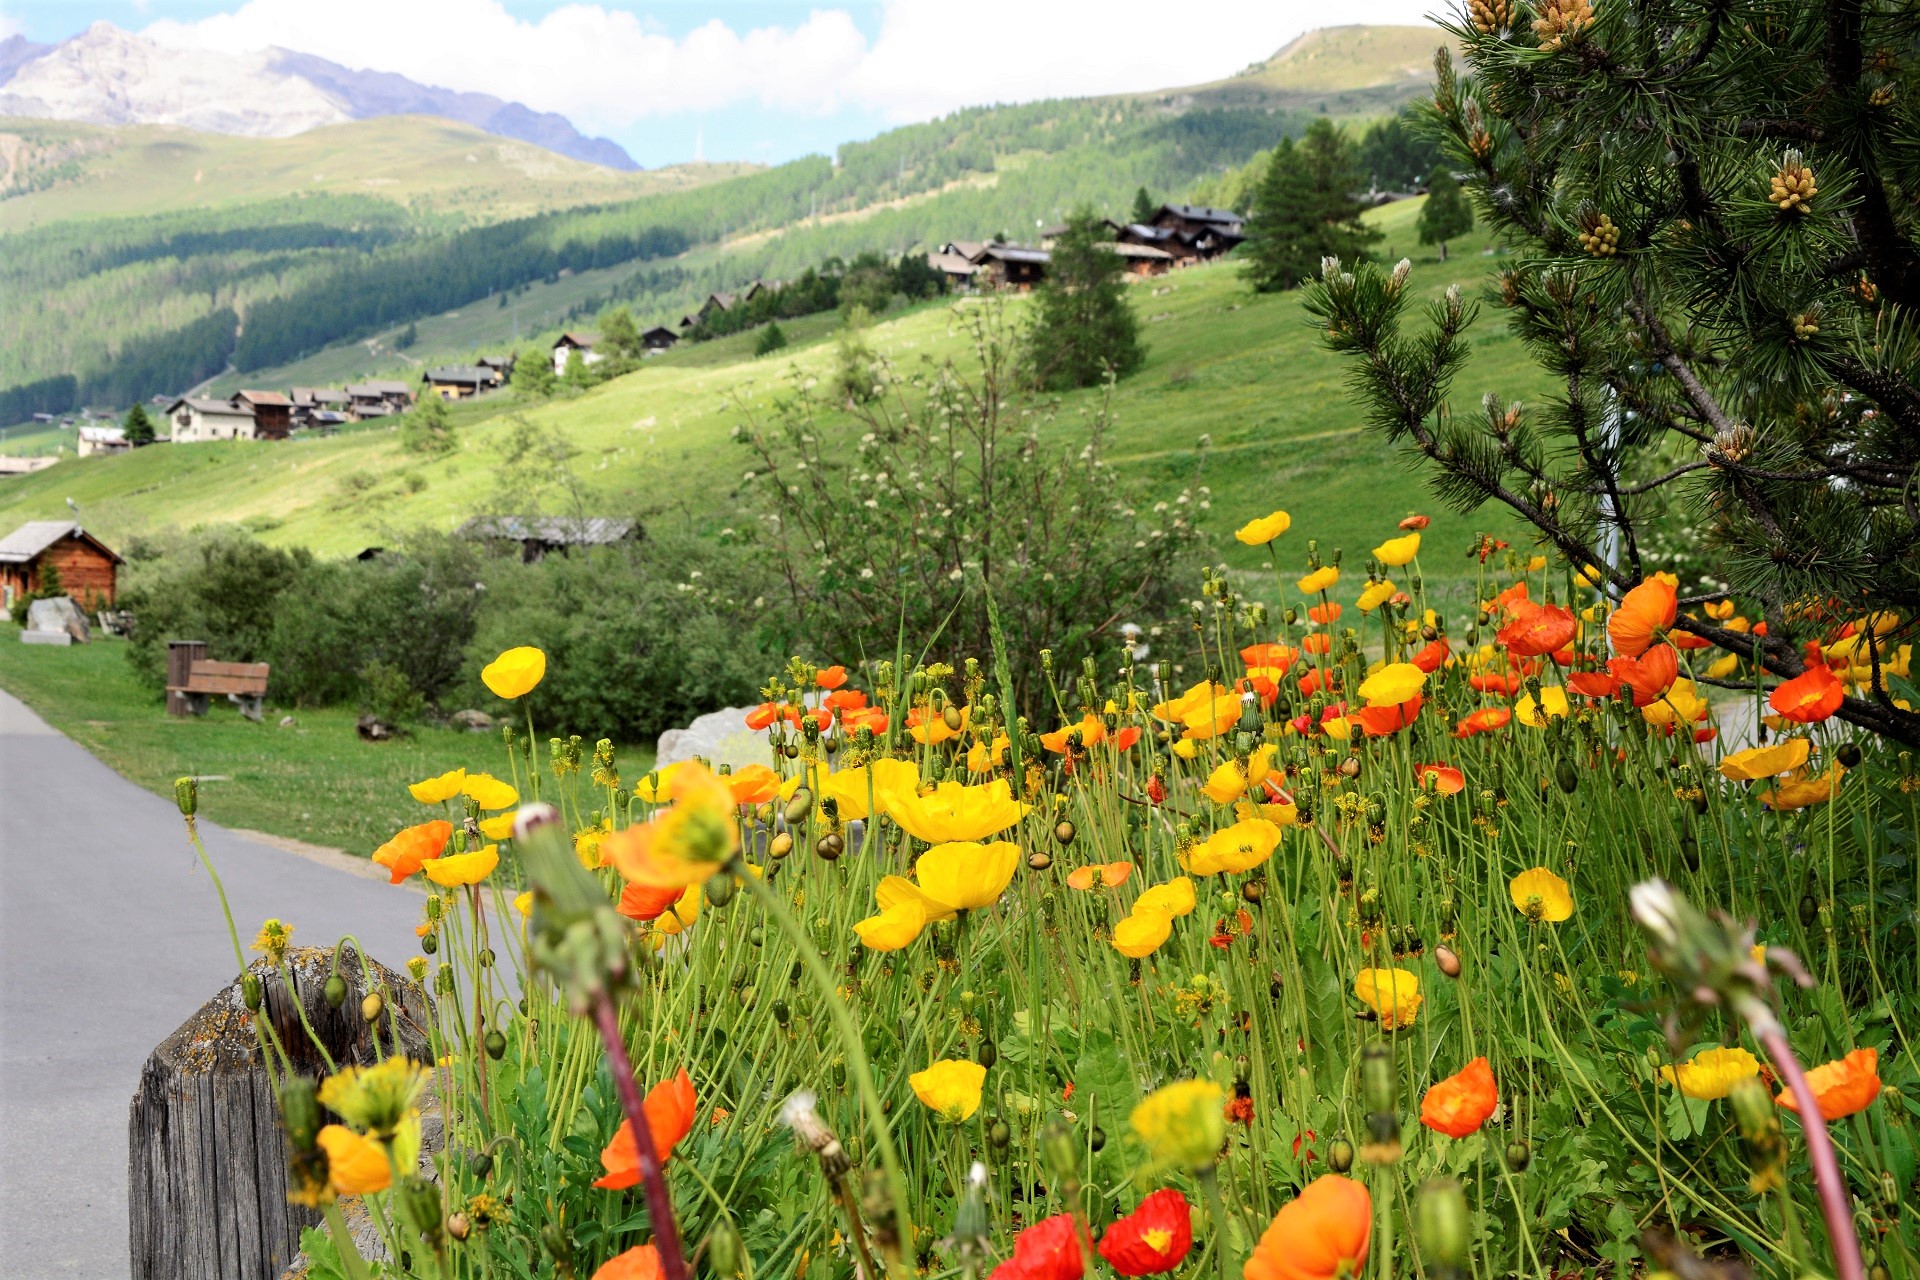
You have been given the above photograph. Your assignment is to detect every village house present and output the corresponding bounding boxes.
[76,425,130,457]
[345,381,415,419]
[926,247,981,290]
[232,390,293,440]
[639,326,679,354]
[551,332,603,376]
[1111,242,1175,276]
[289,388,349,428]
[975,243,1051,289]
[165,396,258,443]
[455,515,640,563]
[0,520,122,611]
[475,354,517,379]
[1146,203,1247,260]
[423,366,502,400]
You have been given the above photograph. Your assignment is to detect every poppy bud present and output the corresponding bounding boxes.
[1505,1139,1531,1171]
[279,1075,322,1150]
[772,999,790,1025]
[1242,877,1266,904]
[977,1040,997,1069]
[361,991,384,1023]
[769,832,795,859]
[469,1149,493,1178]
[1328,1137,1355,1171]
[446,1212,471,1243]
[1089,1125,1107,1152]
[484,1029,507,1060]
[406,956,427,983]
[815,832,844,860]
[1798,894,1819,927]
[478,947,495,969]
[1435,945,1462,978]
[943,704,965,731]
[324,974,347,1008]
[1361,1044,1396,1113]
[1027,851,1052,871]
[782,742,799,759]
[989,1118,1011,1148]
[705,872,737,908]
[1555,759,1578,794]
[1417,1178,1470,1277]
[1837,742,1862,769]
[173,776,198,817]
[1881,1170,1900,1209]
[1054,820,1077,846]
[709,1221,743,1277]
[783,788,814,824]
[421,933,437,955]
[1234,1054,1252,1084]
[241,973,262,1012]
[540,1223,575,1269]
[1339,757,1361,778]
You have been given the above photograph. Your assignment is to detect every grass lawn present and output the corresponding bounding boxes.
[0,625,653,856]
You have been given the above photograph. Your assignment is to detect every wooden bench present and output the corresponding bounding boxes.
[166,641,270,721]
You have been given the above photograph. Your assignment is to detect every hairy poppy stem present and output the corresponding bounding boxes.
[1756,1026,1863,1280]
[589,991,689,1280]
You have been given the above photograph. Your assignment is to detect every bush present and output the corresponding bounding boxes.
[120,528,313,689]
[753,323,789,357]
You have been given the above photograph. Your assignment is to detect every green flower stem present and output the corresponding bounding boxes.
[735,857,914,1274]
[1200,1166,1233,1280]
[321,1201,374,1280]
[183,816,247,975]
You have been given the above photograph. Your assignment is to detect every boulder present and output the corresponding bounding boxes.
[129,945,434,1280]
[450,709,494,732]
[25,594,89,642]
[655,705,770,772]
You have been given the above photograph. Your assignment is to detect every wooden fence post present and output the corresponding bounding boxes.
[128,945,433,1280]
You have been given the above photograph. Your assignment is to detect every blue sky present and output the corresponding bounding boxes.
[3,1,1438,168]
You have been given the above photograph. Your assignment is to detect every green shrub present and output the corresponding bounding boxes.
[120,528,312,688]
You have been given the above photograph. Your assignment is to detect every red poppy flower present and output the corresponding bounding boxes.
[1399,514,1431,531]
[744,702,786,730]
[1355,695,1422,737]
[1098,1189,1193,1276]
[1414,763,1465,795]
[815,665,848,690]
[1411,639,1451,673]
[1609,644,1679,706]
[1551,646,1577,667]
[1112,726,1142,750]
[1244,675,1281,706]
[1298,668,1335,697]
[1566,670,1623,698]
[1420,1057,1498,1138]
[992,1213,1084,1280]
[1608,577,1677,657]
[1769,665,1845,724]
[842,707,889,735]
[1493,581,1531,615]
[1453,707,1512,737]
[594,1069,697,1188]
[1497,604,1576,657]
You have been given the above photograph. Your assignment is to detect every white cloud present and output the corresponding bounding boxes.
[144,0,1444,132]
[0,11,25,41]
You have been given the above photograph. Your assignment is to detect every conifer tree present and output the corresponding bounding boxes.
[122,403,156,447]
[1305,14,1920,746]
[400,393,456,455]
[1243,121,1380,292]
[1131,186,1157,225]
[1024,209,1144,390]
[599,307,641,359]
[754,323,788,357]
[1416,164,1473,260]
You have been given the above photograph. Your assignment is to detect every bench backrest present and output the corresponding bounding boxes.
[178,660,271,696]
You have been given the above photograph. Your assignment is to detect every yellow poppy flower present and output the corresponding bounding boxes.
[1357,662,1425,708]
[635,761,691,804]
[1298,566,1340,594]
[1182,818,1283,876]
[425,844,499,888]
[317,1124,393,1196]
[854,898,927,951]
[319,1056,428,1131]
[409,768,466,805]
[1759,763,1844,811]
[1111,909,1174,958]
[514,891,533,918]
[1201,744,1276,806]
[1574,563,1604,587]
[910,705,970,745]
[653,884,701,936]
[1659,1046,1761,1100]
[881,779,1029,843]
[1526,554,1548,572]
[1236,510,1292,545]
[604,763,741,888]
[1356,580,1397,612]
[1508,867,1573,922]
[1131,1079,1226,1170]
[1355,967,1422,1029]
[1642,679,1709,727]
[1171,737,1200,759]
[574,819,612,869]
[1134,876,1197,918]
[1373,533,1421,566]
[1719,738,1811,782]
[1514,686,1570,726]
[462,773,519,811]
[481,646,546,700]
[914,841,1021,911]
[1705,653,1741,680]
[966,736,1011,774]
[478,813,517,841]
[910,1058,986,1122]
[821,758,921,820]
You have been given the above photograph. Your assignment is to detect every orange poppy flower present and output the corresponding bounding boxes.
[1067,861,1134,890]
[1608,577,1677,657]
[1420,1056,1498,1138]
[726,764,781,806]
[1298,668,1337,697]
[1041,715,1108,753]
[1775,1047,1880,1120]
[1354,695,1422,737]
[1242,642,1298,670]
[593,1245,663,1280]
[825,688,868,712]
[1498,604,1576,657]
[1308,602,1343,625]
[1414,763,1465,795]
[594,1068,697,1188]
[1112,726,1143,750]
[1671,630,1712,651]
[744,702,787,730]
[1566,670,1623,698]
[1492,581,1531,615]
[1609,644,1679,705]
[371,820,453,885]
[1769,665,1845,724]
[1098,1188,1192,1276]
[1301,633,1332,656]
[1454,707,1512,737]
[1411,639,1451,673]
[618,881,685,923]
[843,707,889,735]
[815,665,848,690]
[1399,514,1431,531]
[1245,1175,1371,1280]
[1470,671,1525,696]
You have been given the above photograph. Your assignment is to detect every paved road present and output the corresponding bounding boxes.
[0,690,427,1277]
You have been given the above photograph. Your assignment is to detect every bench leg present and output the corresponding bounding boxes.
[187,693,209,717]
[228,693,264,722]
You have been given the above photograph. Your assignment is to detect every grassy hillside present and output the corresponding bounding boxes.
[0,115,749,233]
[0,207,1543,588]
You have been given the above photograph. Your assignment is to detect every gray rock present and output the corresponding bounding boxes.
[655,705,769,772]
[18,628,72,646]
[450,709,494,732]
[26,594,89,641]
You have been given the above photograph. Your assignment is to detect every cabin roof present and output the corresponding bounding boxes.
[0,520,124,565]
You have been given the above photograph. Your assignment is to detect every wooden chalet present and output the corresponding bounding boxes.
[475,354,517,378]
[552,332,602,376]
[423,366,502,400]
[165,396,258,443]
[926,248,981,289]
[456,515,640,563]
[0,520,123,610]
[639,326,679,353]
[1110,242,1175,276]
[345,382,414,419]
[1145,204,1247,261]
[232,390,292,440]
[77,425,130,457]
[290,388,350,427]
[976,243,1050,289]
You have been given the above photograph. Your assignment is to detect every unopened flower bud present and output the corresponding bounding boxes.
[324,974,348,1009]
[1505,1138,1531,1171]
[241,972,262,1012]
[1328,1137,1355,1172]
[361,991,384,1023]
[446,1212,471,1242]
[279,1075,322,1150]
[1417,1178,1470,1276]
[173,776,198,817]
[1435,945,1461,978]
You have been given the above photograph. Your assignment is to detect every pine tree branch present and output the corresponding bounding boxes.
[1674,617,1920,747]
[1824,355,1920,438]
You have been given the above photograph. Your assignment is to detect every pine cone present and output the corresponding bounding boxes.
[1533,0,1595,51]
[1768,151,1817,213]
[1577,212,1621,257]
[1470,0,1514,36]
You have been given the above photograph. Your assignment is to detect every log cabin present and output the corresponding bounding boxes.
[0,521,122,611]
